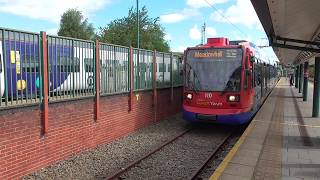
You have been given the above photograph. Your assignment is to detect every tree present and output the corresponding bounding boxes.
[58,9,95,40]
[98,6,170,52]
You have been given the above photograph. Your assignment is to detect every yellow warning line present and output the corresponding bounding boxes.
[210,80,281,179]
[209,121,256,180]
[253,119,320,128]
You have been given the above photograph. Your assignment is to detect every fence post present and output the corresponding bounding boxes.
[128,47,133,111]
[153,50,157,122]
[170,53,174,102]
[40,31,49,135]
[95,40,100,121]
[152,50,157,107]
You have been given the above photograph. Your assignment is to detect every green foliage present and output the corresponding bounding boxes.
[98,6,170,52]
[58,9,95,40]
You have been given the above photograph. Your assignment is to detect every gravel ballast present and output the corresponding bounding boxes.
[24,114,190,180]
[23,114,242,180]
[120,125,234,180]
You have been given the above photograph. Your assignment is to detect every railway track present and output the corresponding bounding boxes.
[105,128,193,180]
[105,126,237,180]
[190,132,234,180]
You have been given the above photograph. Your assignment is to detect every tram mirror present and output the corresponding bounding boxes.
[250,56,255,63]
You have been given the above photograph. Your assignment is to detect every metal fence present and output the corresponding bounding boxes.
[0,27,183,109]
[0,28,42,107]
[47,36,96,101]
[100,43,130,94]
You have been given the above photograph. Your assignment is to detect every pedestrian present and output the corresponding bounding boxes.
[290,73,294,86]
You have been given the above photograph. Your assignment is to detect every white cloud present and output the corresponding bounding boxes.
[47,28,58,35]
[164,33,172,41]
[189,24,201,40]
[160,0,229,24]
[160,8,199,24]
[186,0,229,8]
[0,0,112,23]
[206,27,217,37]
[172,46,188,53]
[210,0,262,30]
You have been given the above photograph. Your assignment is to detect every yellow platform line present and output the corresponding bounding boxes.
[210,80,281,179]
[209,121,256,180]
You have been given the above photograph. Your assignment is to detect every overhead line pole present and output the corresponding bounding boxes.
[136,0,140,49]
[136,0,140,89]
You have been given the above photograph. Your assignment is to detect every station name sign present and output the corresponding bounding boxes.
[193,51,224,58]
[190,48,240,59]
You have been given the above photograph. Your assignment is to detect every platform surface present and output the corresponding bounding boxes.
[210,78,320,180]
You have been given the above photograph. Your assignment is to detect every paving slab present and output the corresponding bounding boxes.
[210,78,320,180]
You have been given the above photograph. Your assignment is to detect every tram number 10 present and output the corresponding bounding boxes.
[204,93,213,99]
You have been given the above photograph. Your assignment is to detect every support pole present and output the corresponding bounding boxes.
[312,57,320,117]
[295,66,299,88]
[95,40,100,121]
[303,61,309,101]
[40,31,49,135]
[298,64,303,93]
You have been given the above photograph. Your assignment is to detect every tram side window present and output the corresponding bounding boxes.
[57,57,80,72]
[84,58,94,72]
[22,55,40,72]
[0,54,2,73]
[159,63,166,72]
[254,65,261,86]
[244,56,249,89]
[252,64,255,87]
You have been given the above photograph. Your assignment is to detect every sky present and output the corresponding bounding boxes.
[0,0,278,62]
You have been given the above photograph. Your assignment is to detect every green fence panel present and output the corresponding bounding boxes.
[133,49,154,90]
[0,28,41,108]
[47,36,95,101]
[0,27,184,109]
[100,43,129,94]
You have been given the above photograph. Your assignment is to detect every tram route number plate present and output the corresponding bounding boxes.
[196,114,217,121]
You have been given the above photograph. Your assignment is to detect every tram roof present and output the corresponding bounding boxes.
[251,0,320,65]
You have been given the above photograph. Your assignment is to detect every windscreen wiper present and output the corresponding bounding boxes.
[220,80,233,95]
[185,62,200,94]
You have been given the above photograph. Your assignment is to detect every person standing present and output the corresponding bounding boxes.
[290,73,294,86]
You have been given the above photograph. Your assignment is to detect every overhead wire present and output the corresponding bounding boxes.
[202,0,248,38]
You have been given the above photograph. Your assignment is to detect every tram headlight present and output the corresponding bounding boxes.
[227,95,240,102]
[186,93,193,100]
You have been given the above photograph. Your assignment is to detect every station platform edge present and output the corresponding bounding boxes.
[210,78,320,180]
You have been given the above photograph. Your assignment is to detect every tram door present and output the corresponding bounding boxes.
[260,64,264,97]
[244,54,254,107]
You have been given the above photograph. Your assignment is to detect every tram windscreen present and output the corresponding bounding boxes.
[185,48,243,92]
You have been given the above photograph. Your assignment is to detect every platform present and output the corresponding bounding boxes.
[210,78,320,180]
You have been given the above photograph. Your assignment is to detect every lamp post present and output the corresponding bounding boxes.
[136,0,140,89]
[136,0,140,49]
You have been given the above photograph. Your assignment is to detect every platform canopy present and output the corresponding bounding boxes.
[251,0,320,65]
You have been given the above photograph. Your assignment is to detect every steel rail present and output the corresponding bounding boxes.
[105,128,193,180]
[189,132,234,180]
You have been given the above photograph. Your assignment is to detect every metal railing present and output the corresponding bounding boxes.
[0,28,42,107]
[0,27,183,109]
[100,43,130,94]
[47,36,96,101]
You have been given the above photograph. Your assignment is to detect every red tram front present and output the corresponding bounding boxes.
[183,37,257,125]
